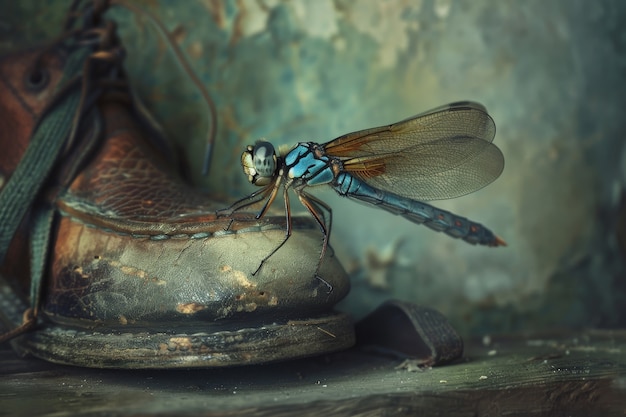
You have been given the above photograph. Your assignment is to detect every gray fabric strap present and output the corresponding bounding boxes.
[29,206,56,314]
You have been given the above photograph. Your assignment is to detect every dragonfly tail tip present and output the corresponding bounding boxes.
[493,236,507,247]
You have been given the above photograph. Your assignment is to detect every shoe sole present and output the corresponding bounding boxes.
[10,312,354,368]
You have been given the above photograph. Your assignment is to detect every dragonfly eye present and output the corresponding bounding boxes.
[241,141,278,186]
[253,141,277,178]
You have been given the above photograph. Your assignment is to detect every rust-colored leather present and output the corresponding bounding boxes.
[0,45,350,330]
[65,100,222,222]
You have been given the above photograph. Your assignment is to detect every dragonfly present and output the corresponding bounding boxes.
[224,101,505,288]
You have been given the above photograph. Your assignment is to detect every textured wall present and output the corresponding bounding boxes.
[2,0,625,336]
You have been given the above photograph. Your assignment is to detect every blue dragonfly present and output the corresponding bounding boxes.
[225,101,505,285]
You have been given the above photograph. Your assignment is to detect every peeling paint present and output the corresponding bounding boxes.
[347,0,419,68]
[234,0,269,39]
[291,0,338,40]
[434,0,452,19]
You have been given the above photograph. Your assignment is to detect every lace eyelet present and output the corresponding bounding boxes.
[24,68,50,92]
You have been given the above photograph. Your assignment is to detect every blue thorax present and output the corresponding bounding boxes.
[285,143,335,186]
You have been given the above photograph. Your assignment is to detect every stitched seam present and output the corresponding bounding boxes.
[57,208,285,240]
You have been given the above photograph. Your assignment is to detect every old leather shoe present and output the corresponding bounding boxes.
[0,0,353,368]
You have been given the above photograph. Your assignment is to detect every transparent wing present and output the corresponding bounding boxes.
[323,101,503,201]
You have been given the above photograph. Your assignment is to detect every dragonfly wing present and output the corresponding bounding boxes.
[349,138,504,200]
[323,102,503,201]
[323,102,495,156]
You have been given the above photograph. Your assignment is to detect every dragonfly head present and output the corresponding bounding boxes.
[241,140,278,186]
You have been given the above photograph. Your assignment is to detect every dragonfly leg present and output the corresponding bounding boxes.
[252,185,292,276]
[297,191,333,294]
[217,175,285,231]
[216,186,272,231]
[217,185,272,217]
[254,175,283,220]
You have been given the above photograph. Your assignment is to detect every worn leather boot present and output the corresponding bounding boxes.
[0,1,353,368]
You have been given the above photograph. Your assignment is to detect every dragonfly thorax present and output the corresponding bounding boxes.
[241,140,279,186]
[284,143,337,186]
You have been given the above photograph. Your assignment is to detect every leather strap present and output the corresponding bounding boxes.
[355,299,464,366]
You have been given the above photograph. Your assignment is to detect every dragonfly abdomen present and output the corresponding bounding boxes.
[334,173,503,247]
